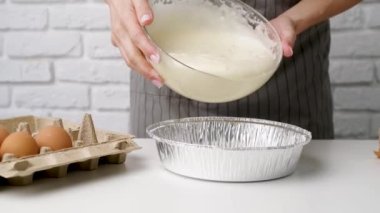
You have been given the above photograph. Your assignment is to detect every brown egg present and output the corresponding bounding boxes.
[0,132,40,158]
[0,127,10,147]
[34,126,72,151]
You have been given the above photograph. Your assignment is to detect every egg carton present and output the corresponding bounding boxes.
[0,114,140,186]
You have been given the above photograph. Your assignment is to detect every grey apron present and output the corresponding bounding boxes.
[130,0,334,139]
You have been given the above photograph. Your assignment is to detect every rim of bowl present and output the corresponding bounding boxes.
[144,0,283,75]
[146,117,312,151]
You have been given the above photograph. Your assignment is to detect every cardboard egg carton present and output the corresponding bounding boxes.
[0,114,140,186]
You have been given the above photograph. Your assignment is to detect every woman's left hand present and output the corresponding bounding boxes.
[270,15,297,58]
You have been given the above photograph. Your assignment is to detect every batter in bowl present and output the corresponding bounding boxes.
[147,2,278,81]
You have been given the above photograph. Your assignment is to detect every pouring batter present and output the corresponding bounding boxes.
[105,0,361,139]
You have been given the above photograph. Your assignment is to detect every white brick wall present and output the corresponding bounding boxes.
[0,86,9,107]
[92,86,130,110]
[330,0,380,138]
[7,32,82,57]
[0,35,3,56]
[0,8,48,30]
[50,5,110,30]
[0,60,51,82]
[55,60,128,83]
[0,0,130,133]
[0,0,379,138]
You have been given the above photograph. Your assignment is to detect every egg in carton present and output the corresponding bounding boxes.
[0,114,140,186]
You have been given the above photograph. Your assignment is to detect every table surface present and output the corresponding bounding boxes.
[1,139,379,213]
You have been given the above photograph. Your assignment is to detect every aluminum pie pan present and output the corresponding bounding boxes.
[146,117,312,182]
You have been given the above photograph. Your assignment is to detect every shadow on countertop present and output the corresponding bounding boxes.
[295,155,323,178]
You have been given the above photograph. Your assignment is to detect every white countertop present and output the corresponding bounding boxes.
[1,139,379,213]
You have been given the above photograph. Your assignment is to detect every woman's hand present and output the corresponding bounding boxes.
[270,15,297,58]
[105,0,163,88]
[270,0,361,58]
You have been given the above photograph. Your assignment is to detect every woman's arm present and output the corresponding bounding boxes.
[285,0,362,34]
[271,0,362,57]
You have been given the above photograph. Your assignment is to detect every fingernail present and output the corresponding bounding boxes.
[140,14,151,24]
[289,48,293,56]
[152,79,163,88]
[149,53,160,64]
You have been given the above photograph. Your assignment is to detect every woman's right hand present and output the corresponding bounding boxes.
[105,0,163,88]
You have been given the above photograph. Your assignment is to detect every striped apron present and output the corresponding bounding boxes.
[130,0,334,139]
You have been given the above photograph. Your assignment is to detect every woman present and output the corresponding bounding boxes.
[105,0,361,139]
